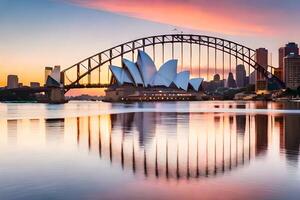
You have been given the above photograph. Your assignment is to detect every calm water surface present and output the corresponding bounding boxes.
[1,101,300,200]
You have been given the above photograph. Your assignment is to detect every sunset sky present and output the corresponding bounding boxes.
[0,0,300,94]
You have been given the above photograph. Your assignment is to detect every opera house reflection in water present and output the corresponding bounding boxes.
[3,110,297,180]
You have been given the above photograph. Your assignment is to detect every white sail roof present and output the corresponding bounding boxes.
[109,50,204,92]
[123,59,143,85]
[150,60,177,87]
[109,65,133,85]
[173,71,190,91]
[122,68,134,84]
[189,78,203,91]
[136,50,157,87]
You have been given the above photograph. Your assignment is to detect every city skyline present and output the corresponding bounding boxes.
[1,2,300,199]
[1,0,300,92]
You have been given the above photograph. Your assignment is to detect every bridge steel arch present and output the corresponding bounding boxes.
[62,34,285,91]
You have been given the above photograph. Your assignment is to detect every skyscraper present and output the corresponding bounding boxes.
[255,48,268,80]
[255,48,268,92]
[7,75,19,89]
[279,47,285,70]
[45,67,53,85]
[276,47,286,81]
[284,42,299,57]
[284,54,300,89]
[226,72,237,88]
[275,42,299,81]
[236,64,246,88]
[279,43,299,83]
[278,42,299,69]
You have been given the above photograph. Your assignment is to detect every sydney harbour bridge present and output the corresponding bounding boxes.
[62,34,284,90]
[1,34,285,103]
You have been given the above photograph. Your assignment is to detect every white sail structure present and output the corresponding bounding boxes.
[109,50,203,92]
[122,68,134,84]
[173,71,190,91]
[150,60,177,87]
[136,50,157,87]
[189,78,204,91]
[109,65,133,85]
[123,59,143,85]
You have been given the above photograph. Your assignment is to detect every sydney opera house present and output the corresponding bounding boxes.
[104,50,204,102]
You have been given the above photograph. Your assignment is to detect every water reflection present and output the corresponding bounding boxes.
[7,120,18,144]
[45,119,65,145]
[2,111,299,181]
[284,115,300,163]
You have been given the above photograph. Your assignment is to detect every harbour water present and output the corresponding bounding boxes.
[1,101,300,200]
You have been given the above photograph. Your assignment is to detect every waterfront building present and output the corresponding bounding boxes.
[213,74,220,82]
[203,74,224,92]
[213,74,224,88]
[7,75,19,89]
[30,82,40,88]
[45,67,53,85]
[279,43,299,83]
[255,48,268,92]
[279,43,299,68]
[256,48,268,81]
[256,80,268,94]
[284,54,300,89]
[277,47,285,80]
[226,72,237,88]
[236,64,246,88]
[105,50,204,102]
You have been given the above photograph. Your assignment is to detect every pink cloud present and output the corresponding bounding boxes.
[65,0,293,36]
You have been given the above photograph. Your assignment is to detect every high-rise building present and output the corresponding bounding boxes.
[284,54,300,89]
[7,75,19,89]
[279,47,285,69]
[255,48,268,80]
[255,48,268,91]
[279,43,299,83]
[285,42,299,57]
[45,67,53,85]
[226,72,237,88]
[236,64,246,88]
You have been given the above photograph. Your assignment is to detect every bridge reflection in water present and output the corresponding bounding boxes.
[2,110,299,180]
[57,111,295,180]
